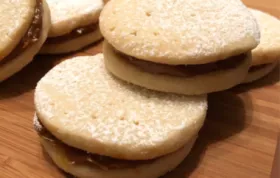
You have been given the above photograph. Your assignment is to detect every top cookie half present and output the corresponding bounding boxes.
[0,0,36,60]
[46,0,104,37]
[100,0,260,65]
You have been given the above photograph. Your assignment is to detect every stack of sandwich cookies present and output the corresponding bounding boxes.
[34,54,207,178]
[243,9,280,83]
[100,0,260,95]
[40,0,104,54]
[0,0,50,82]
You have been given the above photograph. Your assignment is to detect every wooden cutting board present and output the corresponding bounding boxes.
[0,0,279,177]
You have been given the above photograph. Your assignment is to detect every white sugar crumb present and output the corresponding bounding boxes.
[33,114,42,132]
[100,0,260,64]
[34,54,207,158]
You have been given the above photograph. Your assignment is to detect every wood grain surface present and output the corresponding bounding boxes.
[0,0,279,178]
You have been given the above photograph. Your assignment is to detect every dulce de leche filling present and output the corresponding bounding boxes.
[249,64,270,73]
[116,50,248,77]
[37,119,159,170]
[45,23,99,45]
[0,0,43,65]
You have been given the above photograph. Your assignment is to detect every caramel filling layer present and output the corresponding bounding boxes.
[1,0,43,65]
[249,64,270,73]
[116,50,248,77]
[45,23,99,45]
[37,120,159,170]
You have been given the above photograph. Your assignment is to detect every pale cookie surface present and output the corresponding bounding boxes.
[100,0,260,65]
[34,54,207,160]
[46,0,104,37]
[0,0,36,60]
[250,9,280,66]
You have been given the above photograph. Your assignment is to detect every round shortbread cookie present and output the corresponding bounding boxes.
[39,27,103,54]
[100,0,260,65]
[243,62,278,83]
[0,0,36,60]
[0,0,51,82]
[46,0,104,37]
[34,54,207,160]
[103,41,251,95]
[250,9,280,66]
[34,115,197,178]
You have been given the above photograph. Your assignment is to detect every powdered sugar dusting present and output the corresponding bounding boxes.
[100,0,260,65]
[34,54,207,159]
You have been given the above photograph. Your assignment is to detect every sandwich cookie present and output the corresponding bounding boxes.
[0,0,50,82]
[243,9,280,83]
[100,0,260,95]
[34,54,207,178]
[40,0,104,54]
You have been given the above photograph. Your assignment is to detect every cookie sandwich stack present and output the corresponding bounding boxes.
[101,0,260,95]
[34,54,207,178]
[33,0,262,178]
[0,0,50,81]
[39,0,104,54]
[243,8,280,83]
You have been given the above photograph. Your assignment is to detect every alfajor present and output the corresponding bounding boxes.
[100,0,260,95]
[34,54,207,178]
[0,0,50,82]
[40,0,104,54]
[243,9,280,83]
